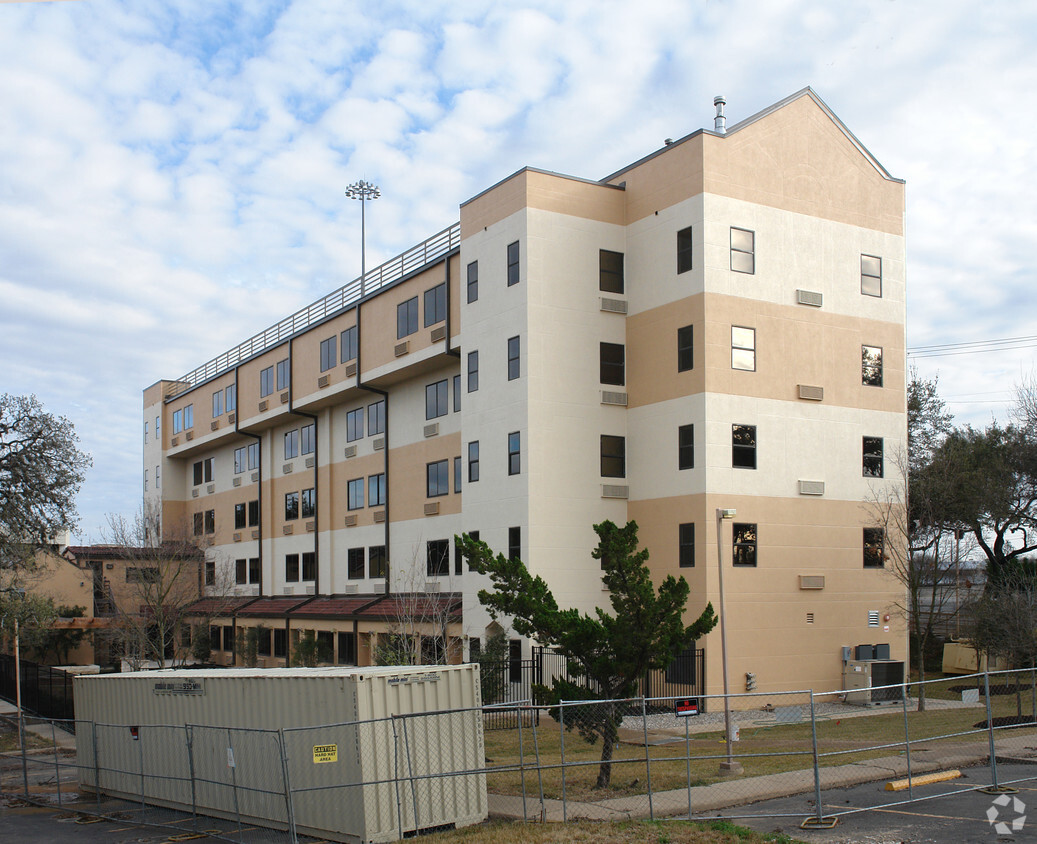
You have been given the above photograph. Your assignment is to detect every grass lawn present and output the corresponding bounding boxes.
[425,819,807,843]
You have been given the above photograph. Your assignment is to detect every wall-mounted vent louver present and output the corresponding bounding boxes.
[227,412,235,424]
[185,431,194,441]
[796,289,823,307]
[601,391,628,406]
[206,484,215,495]
[210,421,220,431]
[806,613,815,624]
[345,362,357,377]
[424,502,440,516]
[371,582,386,594]
[425,581,441,593]
[868,610,880,627]
[798,384,824,401]
[191,489,199,498]
[344,445,357,459]
[305,457,315,469]
[233,477,241,487]
[283,525,294,535]
[258,400,269,412]
[394,341,409,357]
[305,585,315,595]
[373,510,386,523]
[798,480,825,496]
[318,375,329,388]
[600,297,628,314]
[344,515,357,527]
[283,463,293,474]
[282,586,295,596]
[171,436,179,446]
[343,584,359,594]
[799,575,825,590]
[305,520,315,533]
[251,529,259,540]
[601,484,629,499]
[249,586,260,596]
[430,325,447,342]
[280,391,290,404]
[251,472,259,483]
[373,437,385,451]
[424,423,439,438]
[232,533,241,543]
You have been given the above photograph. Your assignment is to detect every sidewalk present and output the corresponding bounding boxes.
[487,734,1037,822]
[0,699,76,751]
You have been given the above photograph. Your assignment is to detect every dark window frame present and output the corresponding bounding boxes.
[397,296,419,339]
[863,527,886,568]
[319,337,336,373]
[426,460,450,497]
[732,424,757,470]
[508,432,521,476]
[507,336,520,381]
[427,539,449,576]
[426,379,449,419]
[677,226,693,274]
[863,436,884,478]
[424,283,447,327]
[862,345,883,387]
[599,249,624,294]
[466,260,479,303]
[679,424,694,470]
[730,227,755,274]
[600,434,626,478]
[507,241,520,286]
[677,325,694,372]
[732,523,757,567]
[600,342,625,386]
[341,325,358,362]
[861,254,882,298]
[679,522,695,567]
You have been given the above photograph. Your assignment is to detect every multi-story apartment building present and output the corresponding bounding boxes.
[144,88,906,694]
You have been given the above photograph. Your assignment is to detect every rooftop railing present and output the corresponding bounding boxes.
[165,222,461,400]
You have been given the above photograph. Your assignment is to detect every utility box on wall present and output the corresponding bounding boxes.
[74,665,486,843]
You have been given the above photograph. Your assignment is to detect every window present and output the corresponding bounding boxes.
[466,260,478,303]
[193,511,203,536]
[212,390,222,417]
[426,379,449,419]
[225,384,236,413]
[236,559,258,585]
[341,325,357,362]
[454,537,464,575]
[424,283,446,327]
[862,345,883,387]
[285,554,299,582]
[508,432,521,475]
[679,424,694,470]
[507,336,520,380]
[346,408,364,442]
[173,409,182,434]
[861,254,882,297]
[427,460,450,497]
[348,547,365,580]
[732,523,757,567]
[730,227,755,274]
[302,551,315,581]
[285,491,299,520]
[248,500,259,527]
[600,342,625,386]
[732,424,757,469]
[453,375,461,412]
[248,557,260,584]
[368,400,385,435]
[599,249,624,294]
[301,423,315,455]
[863,437,884,478]
[677,226,693,274]
[284,429,299,459]
[508,526,521,561]
[427,539,449,576]
[144,469,148,491]
[368,473,386,506]
[677,325,694,372]
[156,465,160,488]
[454,456,462,493]
[397,296,418,338]
[144,421,148,443]
[507,241,520,286]
[468,441,479,482]
[204,509,215,534]
[319,338,336,373]
[247,442,259,470]
[256,627,272,657]
[301,487,315,519]
[864,527,885,568]
[467,351,479,392]
[274,629,288,658]
[184,404,193,429]
[234,503,247,529]
[369,546,387,579]
[509,639,522,683]
[731,326,756,371]
[679,523,695,567]
[276,357,291,390]
[234,447,247,474]
[236,558,247,584]
[193,458,214,486]
[600,435,626,478]
[156,415,160,437]
[347,478,364,510]
[260,366,274,397]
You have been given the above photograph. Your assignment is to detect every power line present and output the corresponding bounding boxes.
[907,335,1037,359]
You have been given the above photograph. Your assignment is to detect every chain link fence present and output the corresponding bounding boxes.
[3,669,1037,839]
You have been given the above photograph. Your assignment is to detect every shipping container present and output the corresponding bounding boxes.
[74,665,486,843]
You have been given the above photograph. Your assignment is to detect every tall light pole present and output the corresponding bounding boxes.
[344,180,380,293]
[716,508,743,776]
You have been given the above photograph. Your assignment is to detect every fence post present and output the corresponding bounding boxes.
[51,720,62,806]
[185,725,198,830]
[401,716,420,832]
[277,728,299,844]
[684,704,692,820]
[808,693,824,827]
[901,682,913,801]
[983,671,1005,792]
[642,697,654,820]
[138,725,146,816]
[559,702,567,823]
[391,716,404,841]
[517,704,528,822]
[227,728,243,841]
[91,721,101,812]
[530,704,546,821]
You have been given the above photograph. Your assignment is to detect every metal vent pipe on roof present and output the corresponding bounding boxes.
[714,95,727,133]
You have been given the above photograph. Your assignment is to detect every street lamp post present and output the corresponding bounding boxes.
[344,180,380,293]
[716,508,743,776]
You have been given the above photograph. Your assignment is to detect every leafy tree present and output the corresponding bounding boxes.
[0,590,58,660]
[475,628,510,705]
[0,394,91,570]
[457,520,717,789]
[26,604,88,665]
[292,629,331,667]
[190,627,212,663]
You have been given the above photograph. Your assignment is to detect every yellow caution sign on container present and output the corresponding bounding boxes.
[313,744,338,764]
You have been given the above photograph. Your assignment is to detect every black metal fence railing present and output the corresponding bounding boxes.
[0,654,75,722]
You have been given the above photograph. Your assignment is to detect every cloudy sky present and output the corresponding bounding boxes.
[1,0,1034,542]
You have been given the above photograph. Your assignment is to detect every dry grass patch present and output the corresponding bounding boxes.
[425,819,806,844]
